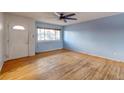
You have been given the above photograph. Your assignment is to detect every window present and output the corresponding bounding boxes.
[13,25,25,30]
[37,28,61,41]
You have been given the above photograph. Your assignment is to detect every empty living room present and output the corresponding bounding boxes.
[0,12,124,80]
[1,0,124,93]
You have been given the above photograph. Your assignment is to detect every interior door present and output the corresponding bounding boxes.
[8,23,29,60]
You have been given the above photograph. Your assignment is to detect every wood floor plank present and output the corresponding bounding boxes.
[0,49,124,80]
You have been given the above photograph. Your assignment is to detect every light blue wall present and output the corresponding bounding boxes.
[36,22,63,52]
[64,13,124,62]
[0,13,4,71]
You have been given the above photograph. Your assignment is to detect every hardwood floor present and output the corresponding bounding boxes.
[0,49,124,80]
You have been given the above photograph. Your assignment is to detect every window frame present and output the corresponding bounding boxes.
[12,25,25,30]
[37,27,61,42]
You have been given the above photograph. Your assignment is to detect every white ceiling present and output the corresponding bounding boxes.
[10,12,121,26]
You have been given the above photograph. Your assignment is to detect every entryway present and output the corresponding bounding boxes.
[8,23,29,60]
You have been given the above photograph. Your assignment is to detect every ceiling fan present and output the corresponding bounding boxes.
[54,12,77,23]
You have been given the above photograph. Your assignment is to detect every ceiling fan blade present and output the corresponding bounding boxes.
[64,13,76,17]
[54,12,60,17]
[64,17,77,20]
[64,19,67,22]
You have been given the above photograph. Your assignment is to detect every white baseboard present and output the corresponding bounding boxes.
[64,48,124,62]
[36,48,63,53]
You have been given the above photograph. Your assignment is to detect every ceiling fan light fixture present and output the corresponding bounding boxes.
[54,12,77,23]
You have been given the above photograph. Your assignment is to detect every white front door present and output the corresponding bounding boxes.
[8,23,29,60]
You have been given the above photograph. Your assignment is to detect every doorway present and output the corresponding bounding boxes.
[8,23,29,60]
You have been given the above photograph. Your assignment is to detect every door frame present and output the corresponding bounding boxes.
[6,23,30,60]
